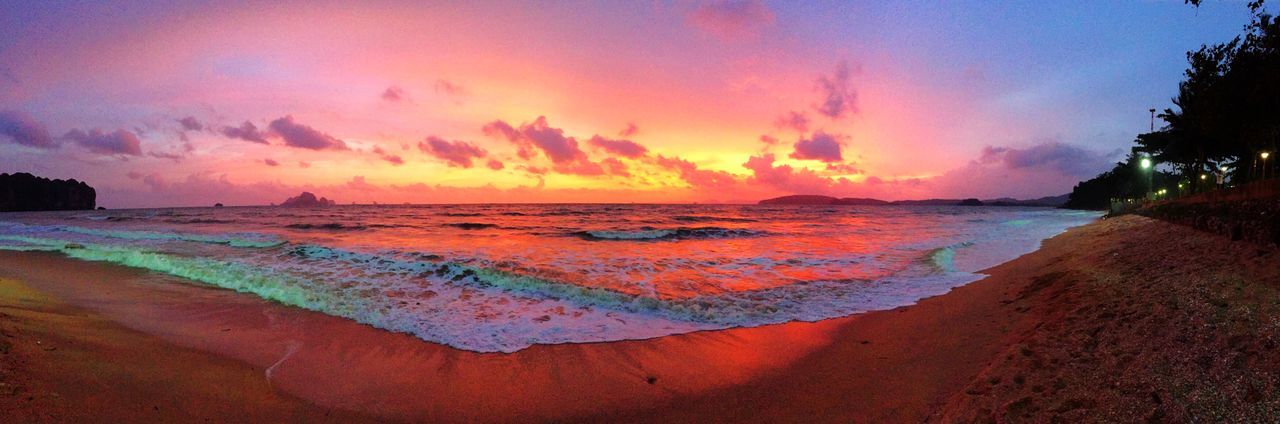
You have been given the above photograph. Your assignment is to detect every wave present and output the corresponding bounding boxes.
[924,241,975,273]
[671,215,758,223]
[574,226,766,241]
[0,232,997,352]
[437,212,485,217]
[0,223,284,248]
[165,218,238,224]
[285,223,367,231]
[444,222,498,230]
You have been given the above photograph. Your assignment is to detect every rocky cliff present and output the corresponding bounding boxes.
[0,173,96,212]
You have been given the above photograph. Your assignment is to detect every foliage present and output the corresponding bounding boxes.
[1067,1,1277,209]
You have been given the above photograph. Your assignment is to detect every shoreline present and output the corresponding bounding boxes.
[2,215,1277,421]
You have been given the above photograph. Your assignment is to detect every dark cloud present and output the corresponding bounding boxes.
[790,131,845,162]
[587,135,649,158]
[418,136,488,168]
[267,115,348,150]
[177,116,203,131]
[221,121,269,144]
[0,110,56,149]
[382,86,408,102]
[687,0,775,39]
[62,128,143,156]
[486,159,505,170]
[979,141,1116,177]
[264,158,280,166]
[814,61,859,119]
[774,111,809,133]
[619,123,639,137]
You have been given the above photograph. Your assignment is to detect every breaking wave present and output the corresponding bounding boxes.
[573,227,766,241]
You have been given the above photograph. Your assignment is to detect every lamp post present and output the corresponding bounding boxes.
[1263,151,1272,179]
[1139,157,1153,199]
[1149,108,1156,132]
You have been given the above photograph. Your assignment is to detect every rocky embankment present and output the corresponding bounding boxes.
[1138,196,1280,247]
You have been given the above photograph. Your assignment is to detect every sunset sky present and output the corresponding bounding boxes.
[0,1,1257,207]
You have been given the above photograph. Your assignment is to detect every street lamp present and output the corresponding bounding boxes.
[1263,152,1272,179]
[1139,157,1153,199]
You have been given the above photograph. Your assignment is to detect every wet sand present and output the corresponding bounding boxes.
[2,215,1276,422]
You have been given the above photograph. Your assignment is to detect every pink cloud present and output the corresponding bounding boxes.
[486,158,504,170]
[220,121,268,144]
[264,158,280,166]
[587,135,648,158]
[141,173,166,191]
[774,111,809,133]
[744,153,850,194]
[0,110,55,149]
[62,128,143,156]
[177,116,203,131]
[618,122,639,137]
[382,86,408,102]
[434,79,468,99]
[482,116,607,176]
[814,61,859,119]
[654,155,738,189]
[790,131,844,162]
[600,157,630,177]
[687,0,775,40]
[418,136,488,168]
[267,115,348,150]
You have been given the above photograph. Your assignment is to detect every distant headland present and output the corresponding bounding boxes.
[757,194,1070,207]
[0,172,96,212]
[280,192,336,207]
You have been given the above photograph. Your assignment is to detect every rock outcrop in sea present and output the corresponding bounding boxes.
[280,192,336,207]
[0,172,96,212]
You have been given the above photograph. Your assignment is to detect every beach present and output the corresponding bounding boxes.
[1,214,1277,422]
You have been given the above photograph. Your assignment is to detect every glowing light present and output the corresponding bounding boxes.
[1139,158,1152,169]
[1200,174,1207,180]
[1263,152,1272,159]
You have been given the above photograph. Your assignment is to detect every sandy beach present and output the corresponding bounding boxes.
[1,214,1277,422]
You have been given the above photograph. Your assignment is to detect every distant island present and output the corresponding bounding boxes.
[0,172,96,212]
[758,194,1070,207]
[280,192,336,207]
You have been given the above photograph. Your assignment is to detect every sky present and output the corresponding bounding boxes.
[0,0,1261,207]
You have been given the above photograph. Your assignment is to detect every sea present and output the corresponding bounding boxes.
[0,204,1100,353]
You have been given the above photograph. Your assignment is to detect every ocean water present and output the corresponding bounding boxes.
[0,204,1099,353]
